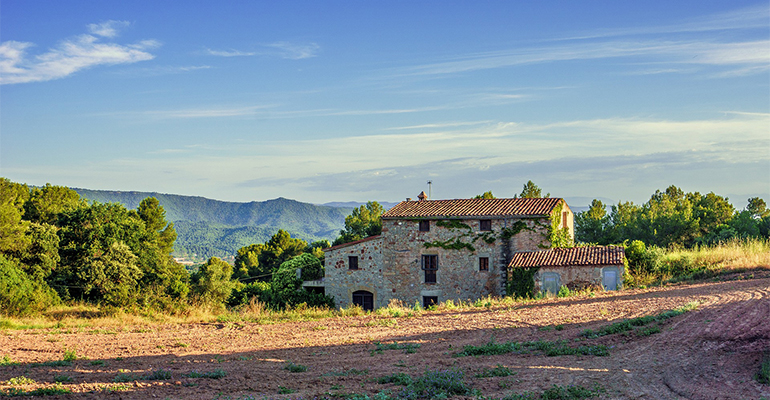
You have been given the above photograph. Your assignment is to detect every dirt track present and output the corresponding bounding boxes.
[1,272,769,399]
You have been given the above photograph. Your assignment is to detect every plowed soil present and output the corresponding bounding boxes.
[2,272,769,399]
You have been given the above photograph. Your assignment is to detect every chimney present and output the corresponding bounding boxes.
[417,191,427,201]
[406,198,412,201]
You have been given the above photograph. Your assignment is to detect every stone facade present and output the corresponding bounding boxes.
[508,245,626,295]
[323,197,575,310]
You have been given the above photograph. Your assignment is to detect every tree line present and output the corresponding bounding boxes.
[575,185,769,248]
[0,178,334,316]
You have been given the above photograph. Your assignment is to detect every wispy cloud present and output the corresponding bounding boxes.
[267,42,320,59]
[113,65,211,77]
[0,22,159,84]
[87,20,130,38]
[205,48,256,57]
[204,41,320,60]
[386,121,493,130]
[398,39,769,78]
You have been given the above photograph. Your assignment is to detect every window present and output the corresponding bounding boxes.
[352,290,374,311]
[348,256,359,270]
[562,212,568,228]
[423,296,438,308]
[419,220,430,232]
[421,254,438,283]
[479,257,489,271]
[479,220,492,231]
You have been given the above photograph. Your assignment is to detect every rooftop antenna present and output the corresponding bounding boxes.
[427,180,432,200]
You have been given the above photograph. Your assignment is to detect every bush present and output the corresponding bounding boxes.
[0,255,60,316]
[507,267,538,298]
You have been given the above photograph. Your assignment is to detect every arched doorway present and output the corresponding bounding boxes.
[352,290,374,311]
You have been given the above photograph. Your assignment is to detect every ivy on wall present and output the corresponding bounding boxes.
[507,267,539,298]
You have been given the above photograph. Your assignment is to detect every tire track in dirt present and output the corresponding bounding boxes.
[615,277,770,399]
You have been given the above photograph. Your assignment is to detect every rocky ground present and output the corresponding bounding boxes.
[1,271,769,399]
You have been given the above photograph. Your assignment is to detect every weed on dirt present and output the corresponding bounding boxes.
[371,341,421,355]
[184,369,227,379]
[757,354,770,385]
[581,302,698,338]
[456,338,608,357]
[285,362,308,372]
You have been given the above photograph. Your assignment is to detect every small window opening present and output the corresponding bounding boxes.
[422,254,438,283]
[562,212,568,228]
[479,257,489,271]
[480,220,492,231]
[419,220,430,232]
[349,256,359,270]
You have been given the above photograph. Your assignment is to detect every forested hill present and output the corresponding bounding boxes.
[72,188,354,262]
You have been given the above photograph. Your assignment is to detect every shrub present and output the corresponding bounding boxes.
[0,255,60,316]
[284,362,308,373]
[507,267,539,298]
[757,354,770,385]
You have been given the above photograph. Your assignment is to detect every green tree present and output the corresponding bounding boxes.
[639,186,699,247]
[689,192,734,237]
[18,222,60,281]
[233,243,265,281]
[86,242,143,307]
[333,201,384,245]
[0,178,30,255]
[191,257,234,305]
[24,184,85,225]
[517,180,549,198]
[0,255,60,316]
[747,197,769,219]
[575,199,610,244]
[474,191,496,199]
[136,197,176,255]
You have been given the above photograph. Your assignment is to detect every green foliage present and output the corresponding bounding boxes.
[507,267,539,298]
[757,354,770,385]
[282,252,324,281]
[370,341,421,356]
[0,178,30,255]
[574,199,609,244]
[500,220,532,241]
[423,238,475,252]
[518,180,549,199]
[474,191,496,199]
[378,370,471,399]
[575,186,766,248]
[457,339,521,357]
[457,338,608,358]
[334,201,384,246]
[24,184,85,225]
[557,285,571,298]
[191,257,234,305]
[234,230,308,282]
[581,302,698,338]
[3,384,71,397]
[0,255,60,316]
[284,362,308,372]
[184,369,228,380]
[227,281,271,307]
[547,202,573,248]
[435,220,472,230]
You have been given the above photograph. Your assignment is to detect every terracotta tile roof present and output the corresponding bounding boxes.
[382,197,563,219]
[508,246,625,268]
[322,235,382,252]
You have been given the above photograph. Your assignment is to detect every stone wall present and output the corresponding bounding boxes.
[380,217,550,306]
[323,237,386,309]
[535,263,625,293]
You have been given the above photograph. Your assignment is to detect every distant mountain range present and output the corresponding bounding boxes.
[73,188,358,262]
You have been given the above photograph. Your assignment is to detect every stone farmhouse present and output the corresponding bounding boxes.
[323,193,625,310]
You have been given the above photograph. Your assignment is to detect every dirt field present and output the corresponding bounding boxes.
[1,272,769,400]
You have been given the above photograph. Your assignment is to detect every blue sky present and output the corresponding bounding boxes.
[1,1,768,208]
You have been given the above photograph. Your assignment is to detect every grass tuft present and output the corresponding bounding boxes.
[284,362,308,373]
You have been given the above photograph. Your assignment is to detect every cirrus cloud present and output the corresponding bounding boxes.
[0,21,159,85]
